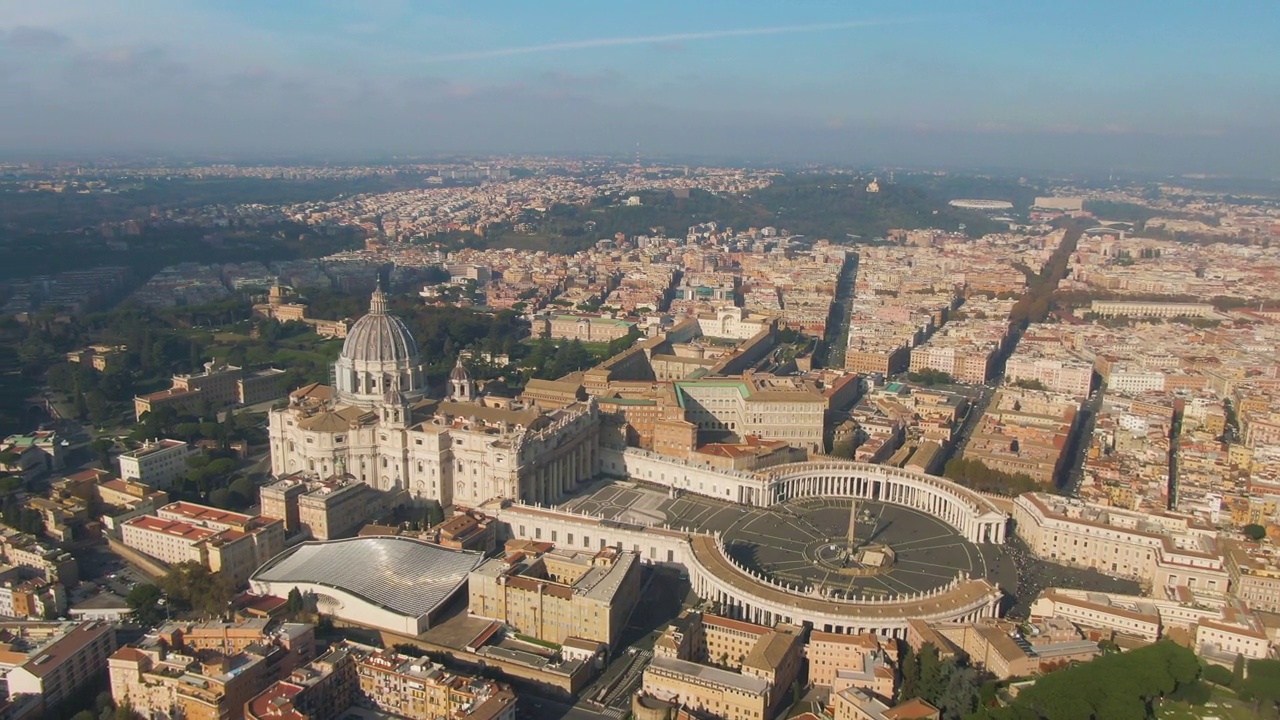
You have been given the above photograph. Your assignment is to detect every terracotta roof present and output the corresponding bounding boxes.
[289,383,333,401]
[884,697,940,719]
[110,647,148,663]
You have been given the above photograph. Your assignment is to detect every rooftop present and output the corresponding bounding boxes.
[124,515,217,542]
[646,654,769,695]
[120,439,189,458]
[251,536,484,620]
[15,621,114,678]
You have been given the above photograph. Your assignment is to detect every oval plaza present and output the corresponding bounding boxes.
[502,449,1011,638]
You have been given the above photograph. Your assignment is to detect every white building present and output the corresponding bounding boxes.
[1004,356,1094,397]
[268,286,602,508]
[120,502,285,585]
[1105,365,1167,395]
[250,536,484,636]
[117,439,194,489]
[695,307,774,341]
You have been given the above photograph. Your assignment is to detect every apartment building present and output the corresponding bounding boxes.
[806,632,896,690]
[832,688,940,720]
[6,621,117,714]
[0,529,79,585]
[0,577,67,619]
[469,543,641,647]
[117,438,194,489]
[909,343,996,385]
[845,343,911,376]
[243,645,357,720]
[1004,355,1094,398]
[110,620,314,720]
[650,611,802,718]
[353,646,518,720]
[641,655,771,720]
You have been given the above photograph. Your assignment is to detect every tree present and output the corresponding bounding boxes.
[286,587,305,618]
[899,644,919,702]
[91,438,114,470]
[423,499,445,527]
[126,584,165,627]
[984,641,1199,720]
[99,370,134,402]
[74,390,89,421]
[228,476,256,508]
[1238,658,1280,717]
[158,561,235,618]
[917,643,944,704]
[936,662,983,720]
[1243,523,1267,541]
[85,390,111,426]
[47,363,78,395]
[1233,653,1247,687]
[208,488,232,509]
[1202,663,1232,687]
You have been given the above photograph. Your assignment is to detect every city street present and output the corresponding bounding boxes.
[1062,383,1107,497]
[820,253,859,369]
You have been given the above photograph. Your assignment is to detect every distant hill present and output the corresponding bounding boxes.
[475,174,1009,253]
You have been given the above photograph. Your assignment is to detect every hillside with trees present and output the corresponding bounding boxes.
[456,174,1009,255]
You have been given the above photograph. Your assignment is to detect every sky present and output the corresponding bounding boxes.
[1,0,1277,174]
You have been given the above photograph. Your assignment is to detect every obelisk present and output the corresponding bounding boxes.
[847,498,859,548]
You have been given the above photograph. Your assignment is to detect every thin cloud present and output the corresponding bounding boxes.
[422,19,920,62]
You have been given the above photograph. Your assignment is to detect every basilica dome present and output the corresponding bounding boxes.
[341,286,419,364]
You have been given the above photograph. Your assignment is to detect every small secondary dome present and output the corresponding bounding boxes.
[450,357,470,382]
[340,285,419,364]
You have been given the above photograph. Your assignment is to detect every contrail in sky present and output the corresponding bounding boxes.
[422,19,917,62]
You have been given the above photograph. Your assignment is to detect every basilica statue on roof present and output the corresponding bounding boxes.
[268,285,600,507]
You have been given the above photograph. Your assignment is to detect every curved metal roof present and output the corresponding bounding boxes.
[251,536,483,619]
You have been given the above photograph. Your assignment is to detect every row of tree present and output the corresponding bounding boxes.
[908,369,956,386]
[1007,226,1082,331]
[943,457,1041,496]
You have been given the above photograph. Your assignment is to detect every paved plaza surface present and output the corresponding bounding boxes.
[560,481,997,599]
[557,479,1143,612]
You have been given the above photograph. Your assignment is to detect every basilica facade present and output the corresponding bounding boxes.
[267,287,601,508]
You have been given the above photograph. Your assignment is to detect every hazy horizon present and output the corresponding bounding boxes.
[2,0,1277,176]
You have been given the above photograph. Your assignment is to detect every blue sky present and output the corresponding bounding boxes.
[1,0,1277,173]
